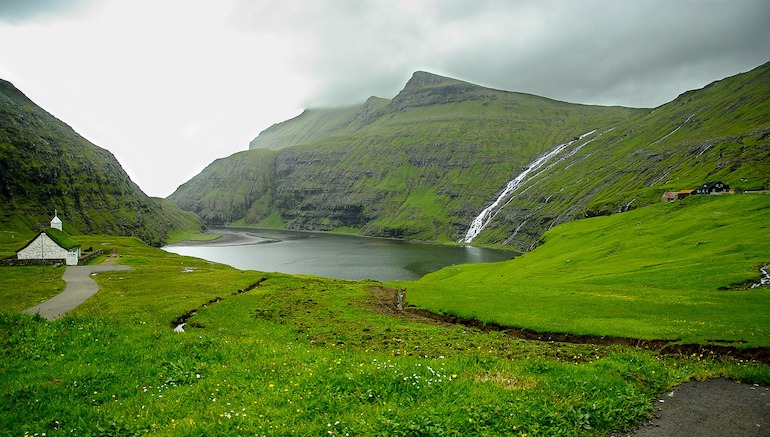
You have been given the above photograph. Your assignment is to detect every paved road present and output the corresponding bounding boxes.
[612,378,770,436]
[24,264,133,320]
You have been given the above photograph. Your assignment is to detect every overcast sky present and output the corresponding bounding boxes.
[0,0,768,197]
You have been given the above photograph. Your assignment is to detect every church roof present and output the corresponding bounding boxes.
[16,228,81,254]
[43,228,80,250]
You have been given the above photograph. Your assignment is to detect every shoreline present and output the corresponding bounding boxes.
[165,229,278,248]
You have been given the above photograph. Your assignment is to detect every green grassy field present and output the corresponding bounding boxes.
[402,194,770,347]
[1,196,769,435]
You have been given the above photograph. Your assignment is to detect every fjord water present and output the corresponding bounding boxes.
[163,228,513,281]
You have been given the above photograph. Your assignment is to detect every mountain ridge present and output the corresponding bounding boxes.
[171,69,643,244]
[171,62,770,250]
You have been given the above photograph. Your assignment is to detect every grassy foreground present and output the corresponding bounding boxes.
[1,205,769,435]
[403,194,770,348]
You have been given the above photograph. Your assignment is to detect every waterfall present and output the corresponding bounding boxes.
[652,113,695,145]
[460,130,598,244]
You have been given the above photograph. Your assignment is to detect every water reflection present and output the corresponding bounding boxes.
[463,245,486,263]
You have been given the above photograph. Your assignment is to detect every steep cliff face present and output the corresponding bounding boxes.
[0,79,203,245]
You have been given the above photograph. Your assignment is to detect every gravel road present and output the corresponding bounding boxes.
[613,378,770,436]
[24,264,133,320]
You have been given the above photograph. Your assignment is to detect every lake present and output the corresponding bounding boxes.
[162,228,514,281]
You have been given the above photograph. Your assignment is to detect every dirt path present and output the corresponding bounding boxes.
[24,263,133,320]
[613,378,770,436]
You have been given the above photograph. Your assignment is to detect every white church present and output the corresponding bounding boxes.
[16,212,81,266]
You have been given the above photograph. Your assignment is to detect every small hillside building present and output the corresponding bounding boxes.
[677,189,694,200]
[16,213,81,265]
[661,191,678,202]
[694,181,730,195]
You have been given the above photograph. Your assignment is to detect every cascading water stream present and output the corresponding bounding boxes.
[460,130,597,244]
[752,264,770,288]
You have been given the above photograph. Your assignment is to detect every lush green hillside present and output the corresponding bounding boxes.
[401,194,770,347]
[171,71,641,241]
[0,79,204,246]
[171,63,770,249]
[2,235,768,435]
[169,148,279,226]
[3,66,768,435]
[472,60,770,248]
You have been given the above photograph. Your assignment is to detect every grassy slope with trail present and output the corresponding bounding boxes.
[403,194,770,347]
[1,235,769,435]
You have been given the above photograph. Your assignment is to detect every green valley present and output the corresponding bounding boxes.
[1,222,769,435]
[1,58,769,435]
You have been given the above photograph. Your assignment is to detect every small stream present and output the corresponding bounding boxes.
[752,264,770,288]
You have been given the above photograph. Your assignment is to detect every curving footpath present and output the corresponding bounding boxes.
[24,264,133,321]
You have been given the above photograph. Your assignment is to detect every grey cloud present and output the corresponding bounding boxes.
[2,0,765,198]
[0,0,92,22]
[236,0,770,109]
[433,1,770,107]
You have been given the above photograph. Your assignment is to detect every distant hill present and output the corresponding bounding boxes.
[0,79,203,245]
[169,63,770,250]
[247,97,390,151]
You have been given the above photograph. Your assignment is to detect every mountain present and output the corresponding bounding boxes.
[169,148,278,225]
[468,61,770,248]
[0,79,203,245]
[169,63,770,250]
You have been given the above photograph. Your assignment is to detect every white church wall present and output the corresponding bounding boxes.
[17,233,69,260]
